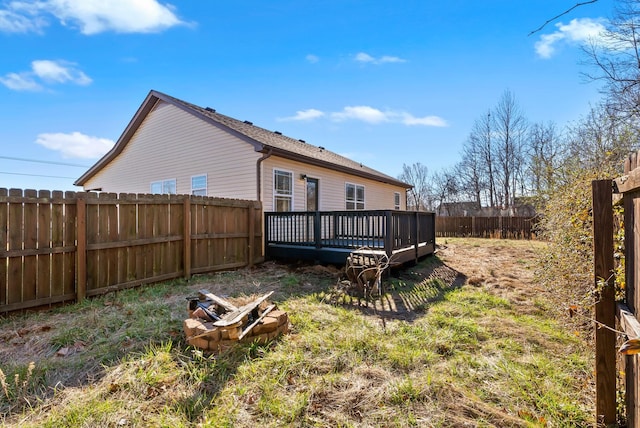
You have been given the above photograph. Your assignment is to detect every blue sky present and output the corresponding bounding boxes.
[0,0,615,191]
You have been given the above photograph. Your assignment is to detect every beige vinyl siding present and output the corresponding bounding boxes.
[262,157,406,211]
[83,101,259,198]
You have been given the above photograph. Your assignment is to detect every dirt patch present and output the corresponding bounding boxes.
[436,238,547,308]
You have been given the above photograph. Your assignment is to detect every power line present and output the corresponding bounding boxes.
[0,155,89,168]
[0,171,78,180]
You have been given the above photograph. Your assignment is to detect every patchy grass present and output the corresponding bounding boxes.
[0,238,594,426]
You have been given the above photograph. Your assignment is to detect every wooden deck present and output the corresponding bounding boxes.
[264,210,436,265]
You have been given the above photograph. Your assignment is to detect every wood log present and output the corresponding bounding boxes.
[213,291,274,327]
[238,304,276,340]
[198,289,239,312]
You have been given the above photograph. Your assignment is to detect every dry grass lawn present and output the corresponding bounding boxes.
[0,238,594,427]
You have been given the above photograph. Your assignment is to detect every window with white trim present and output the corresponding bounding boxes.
[394,192,401,210]
[273,169,293,212]
[191,174,207,196]
[150,179,176,194]
[345,183,365,210]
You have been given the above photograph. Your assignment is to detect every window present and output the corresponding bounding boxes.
[150,179,176,194]
[394,192,401,210]
[345,183,364,210]
[191,174,207,196]
[273,169,293,212]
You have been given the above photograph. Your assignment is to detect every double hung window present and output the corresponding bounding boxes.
[274,169,293,212]
[150,179,177,194]
[191,174,207,196]
[345,183,365,210]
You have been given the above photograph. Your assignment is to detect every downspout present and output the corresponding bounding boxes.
[256,147,273,202]
[257,148,273,262]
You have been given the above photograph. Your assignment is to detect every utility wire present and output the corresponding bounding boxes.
[0,171,78,179]
[0,155,89,168]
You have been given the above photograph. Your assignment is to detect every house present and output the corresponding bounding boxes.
[75,90,412,212]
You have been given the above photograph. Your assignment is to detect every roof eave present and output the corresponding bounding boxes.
[75,90,162,186]
[264,146,412,189]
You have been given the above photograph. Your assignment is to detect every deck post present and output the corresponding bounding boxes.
[314,211,322,249]
[384,211,394,257]
[414,211,419,262]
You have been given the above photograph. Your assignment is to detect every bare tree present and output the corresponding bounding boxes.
[432,168,459,215]
[398,162,432,211]
[529,0,599,35]
[527,121,564,197]
[493,90,528,208]
[564,103,638,172]
[582,0,640,119]
[458,133,485,209]
[468,110,497,207]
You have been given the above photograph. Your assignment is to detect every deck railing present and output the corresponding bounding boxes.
[264,210,435,263]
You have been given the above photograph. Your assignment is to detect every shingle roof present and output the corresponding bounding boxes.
[76,90,411,188]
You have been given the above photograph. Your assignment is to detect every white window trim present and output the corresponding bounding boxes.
[394,192,401,210]
[150,178,177,195]
[345,182,365,210]
[273,168,294,211]
[191,174,207,196]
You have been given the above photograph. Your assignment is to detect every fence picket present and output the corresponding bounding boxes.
[51,191,64,299]
[37,190,51,300]
[8,189,23,305]
[0,189,6,306]
[63,192,76,298]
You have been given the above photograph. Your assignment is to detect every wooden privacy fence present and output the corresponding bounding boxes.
[435,216,537,239]
[0,189,262,314]
[593,150,640,426]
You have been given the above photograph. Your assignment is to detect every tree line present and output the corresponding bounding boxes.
[398,0,640,215]
[400,90,638,215]
[400,0,640,218]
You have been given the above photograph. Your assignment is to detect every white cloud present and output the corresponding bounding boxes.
[0,59,91,91]
[355,52,375,63]
[0,8,46,33]
[535,17,606,59]
[332,106,390,124]
[32,60,92,85]
[354,52,406,64]
[306,54,319,64]
[36,132,115,158]
[401,113,448,127]
[0,0,185,35]
[377,55,406,64]
[0,72,42,91]
[279,106,447,127]
[277,109,325,121]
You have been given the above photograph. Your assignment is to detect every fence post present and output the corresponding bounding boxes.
[76,194,86,303]
[592,179,616,425]
[183,197,191,280]
[248,201,256,267]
